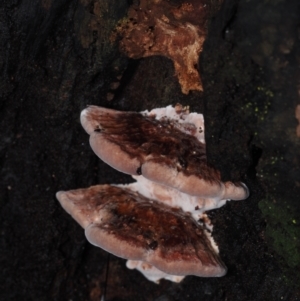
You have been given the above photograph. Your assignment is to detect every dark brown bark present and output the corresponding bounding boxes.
[0,0,299,300]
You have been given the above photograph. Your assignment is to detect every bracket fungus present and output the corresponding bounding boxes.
[57,104,249,283]
[56,185,226,279]
[80,105,248,201]
[116,0,215,94]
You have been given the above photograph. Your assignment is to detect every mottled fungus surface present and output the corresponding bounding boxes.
[56,185,227,278]
[80,105,249,201]
[116,0,215,94]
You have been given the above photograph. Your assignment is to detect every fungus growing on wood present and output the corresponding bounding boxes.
[56,185,227,278]
[116,0,218,94]
[57,104,249,283]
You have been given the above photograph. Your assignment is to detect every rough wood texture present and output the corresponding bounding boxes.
[0,0,299,300]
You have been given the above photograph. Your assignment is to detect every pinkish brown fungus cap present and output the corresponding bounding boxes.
[80,106,249,201]
[56,185,227,277]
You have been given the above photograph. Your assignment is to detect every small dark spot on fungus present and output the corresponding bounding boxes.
[178,156,187,169]
[136,166,142,175]
[148,241,158,250]
[198,217,204,224]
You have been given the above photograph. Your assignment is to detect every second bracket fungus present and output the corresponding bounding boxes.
[56,185,227,278]
[57,104,249,283]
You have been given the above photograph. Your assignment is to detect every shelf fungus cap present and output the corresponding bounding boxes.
[80,105,249,201]
[56,185,227,277]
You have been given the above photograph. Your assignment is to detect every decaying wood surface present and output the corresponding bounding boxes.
[0,0,299,300]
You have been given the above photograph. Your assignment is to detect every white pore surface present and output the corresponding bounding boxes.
[125,176,227,221]
[141,105,205,143]
[126,260,185,284]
